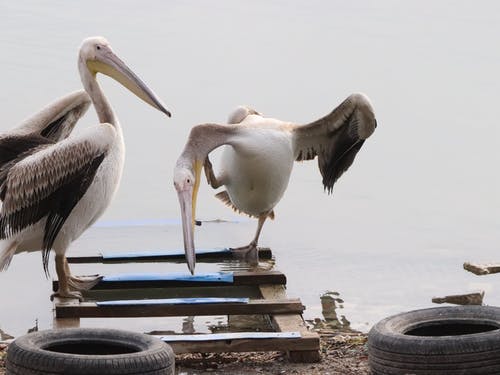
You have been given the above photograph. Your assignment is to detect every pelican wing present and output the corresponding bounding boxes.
[0,134,52,171]
[0,90,91,173]
[292,93,377,193]
[14,90,91,141]
[183,123,242,159]
[0,125,114,272]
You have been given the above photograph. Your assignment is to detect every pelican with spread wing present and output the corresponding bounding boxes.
[174,93,376,274]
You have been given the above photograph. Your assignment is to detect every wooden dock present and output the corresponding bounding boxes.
[53,249,320,362]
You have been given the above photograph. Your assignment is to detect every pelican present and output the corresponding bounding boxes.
[0,90,91,173]
[0,37,170,299]
[174,93,376,274]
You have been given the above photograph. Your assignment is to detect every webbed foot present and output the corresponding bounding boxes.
[230,243,259,265]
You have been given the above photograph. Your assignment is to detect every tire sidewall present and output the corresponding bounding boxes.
[369,306,500,356]
[6,328,174,375]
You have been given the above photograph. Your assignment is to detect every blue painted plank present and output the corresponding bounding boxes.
[97,297,249,306]
[156,332,301,342]
[101,248,231,259]
[102,272,234,283]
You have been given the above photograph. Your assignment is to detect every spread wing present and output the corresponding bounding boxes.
[0,90,91,178]
[292,93,377,193]
[0,125,115,273]
[14,90,91,141]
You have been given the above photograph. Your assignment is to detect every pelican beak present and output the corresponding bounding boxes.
[87,48,171,117]
[177,160,203,274]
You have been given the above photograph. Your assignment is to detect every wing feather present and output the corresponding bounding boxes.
[292,93,377,193]
[0,134,53,180]
[0,125,114,260]
[15,90,91,142]
[215,190,274,220]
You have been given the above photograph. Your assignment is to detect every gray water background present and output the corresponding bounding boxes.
[0,1,498,336]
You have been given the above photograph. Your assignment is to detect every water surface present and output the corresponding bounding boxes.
[0,1,498,337]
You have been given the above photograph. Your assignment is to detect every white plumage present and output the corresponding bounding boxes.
[0,36,170,299]
[174,93,377,274]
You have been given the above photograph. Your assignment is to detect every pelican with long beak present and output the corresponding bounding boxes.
[174,93,376,274]
[0,37,170,299]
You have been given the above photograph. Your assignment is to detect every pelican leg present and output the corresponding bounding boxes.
[51,254,83,301]
[230,213,268,264]
[204,156,223,188]
[66,258,102,291]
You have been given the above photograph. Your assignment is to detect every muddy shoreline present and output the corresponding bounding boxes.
[0,330,370,375]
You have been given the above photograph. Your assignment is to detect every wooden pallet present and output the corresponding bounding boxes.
[53,249,320,362]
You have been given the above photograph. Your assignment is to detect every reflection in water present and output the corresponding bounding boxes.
[216,253,276,273]
[307,291,351,331]
[148,315,272,336]
[182,316,195,334]
[211,315,272,333]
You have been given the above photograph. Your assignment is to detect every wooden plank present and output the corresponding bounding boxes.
[259,284,320,363]
[55,298,304,318]
[464,262,500,275]
[85,285,262,301]
[96,297,249,306]
[102,272,235,283]
[52,297,80,329]
[156,332,301,341]
[161,333,318,354]
[52,270,286,291]
[67,247,272,263]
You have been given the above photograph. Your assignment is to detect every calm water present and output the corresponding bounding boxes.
[0,1,498,337]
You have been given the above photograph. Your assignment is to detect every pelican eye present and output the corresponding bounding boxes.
[96,45,101,50]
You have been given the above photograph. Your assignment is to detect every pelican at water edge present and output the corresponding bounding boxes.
[0,37,171,299]
[174,93,376,274]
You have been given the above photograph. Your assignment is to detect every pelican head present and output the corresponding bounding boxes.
[174,157,203,274]
[78,36,171,117]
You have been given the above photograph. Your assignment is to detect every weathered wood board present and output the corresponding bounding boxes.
[55,298,305,318]
[53,270,286,291]
[67,248,272,263]
[157,332,318,354]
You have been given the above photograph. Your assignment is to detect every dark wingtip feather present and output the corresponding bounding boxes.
[42,248,51,278]
[321,140,365,194]
[40,113,69,139]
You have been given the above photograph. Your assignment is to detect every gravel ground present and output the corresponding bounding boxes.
[0,331,369,375]
[176,331,369,375]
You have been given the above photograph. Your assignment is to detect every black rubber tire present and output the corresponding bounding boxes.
[368,305,500,375]
[5,328,175,375]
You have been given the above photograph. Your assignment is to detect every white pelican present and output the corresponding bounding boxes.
[174,93,376,274]
[0,90,91,174]
[0,37,170,299]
